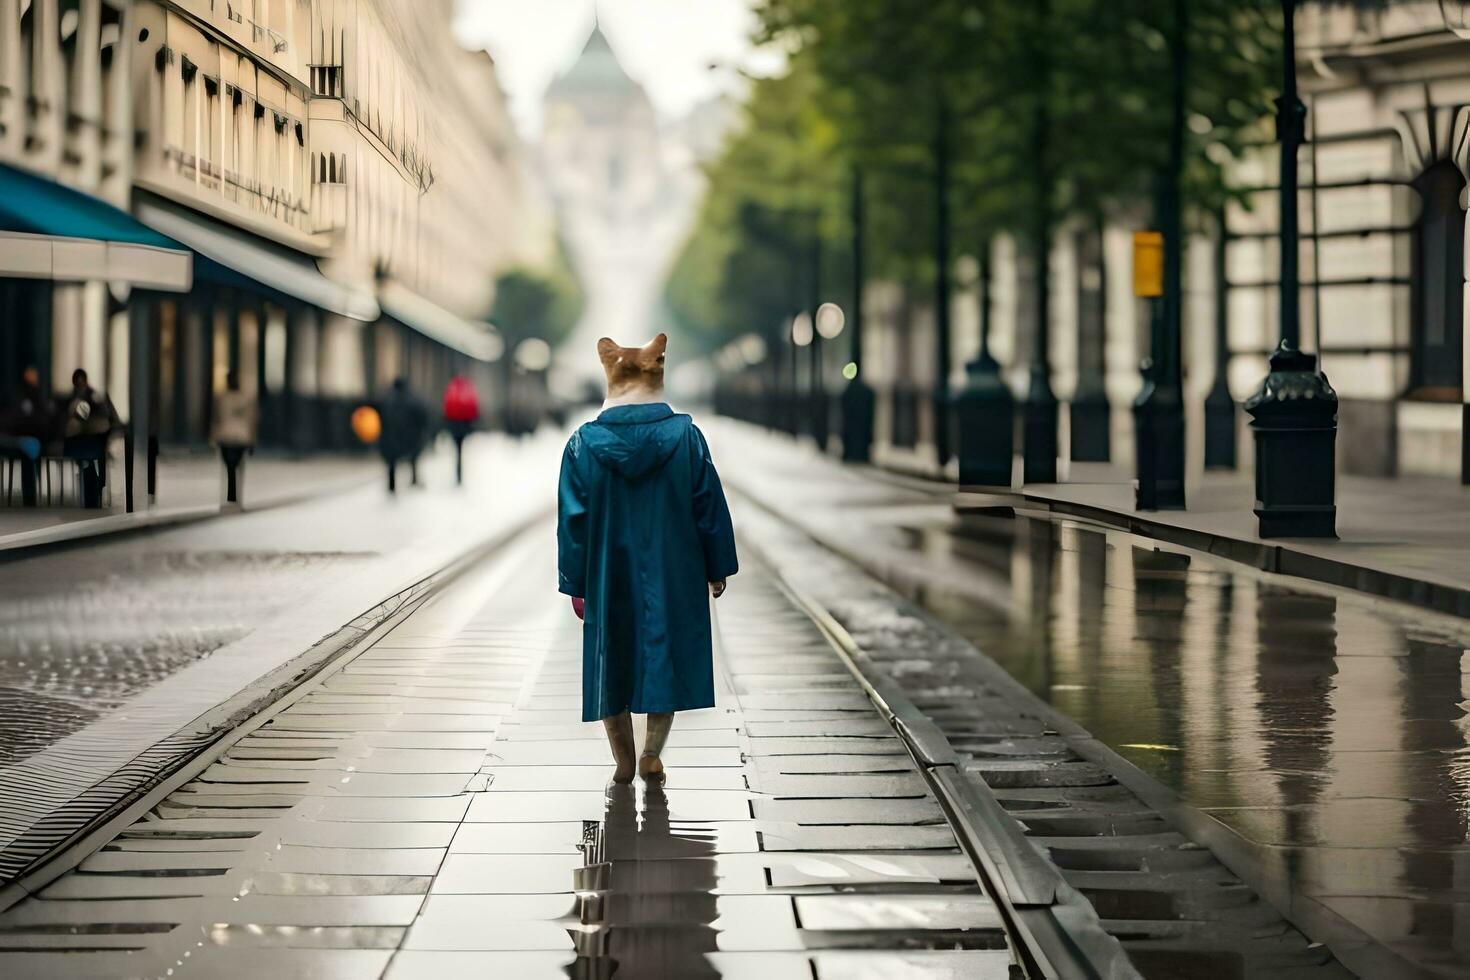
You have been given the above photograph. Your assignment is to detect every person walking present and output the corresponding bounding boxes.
[211,372,258,506]
[378,377,427,493]
[441,375,479,486]
[557,333,738,785]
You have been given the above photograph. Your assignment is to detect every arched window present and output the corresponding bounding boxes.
[1409,160,1465,396]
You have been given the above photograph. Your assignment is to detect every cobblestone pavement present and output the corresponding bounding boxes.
[0,524,1016,979]
[0,434,553,767]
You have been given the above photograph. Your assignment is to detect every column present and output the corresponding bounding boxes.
[1070,223,1110,462]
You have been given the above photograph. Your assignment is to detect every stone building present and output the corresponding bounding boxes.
[0,0,540,486]
[540,21,705,380]
[851,1,1470,487]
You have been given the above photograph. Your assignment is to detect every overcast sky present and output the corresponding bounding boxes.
[453,0,779,138]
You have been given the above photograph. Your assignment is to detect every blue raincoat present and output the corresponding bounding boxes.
[558,403,738,722]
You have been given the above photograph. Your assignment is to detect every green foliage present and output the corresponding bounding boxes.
[491,244,585,349]
[667,0,1401,349]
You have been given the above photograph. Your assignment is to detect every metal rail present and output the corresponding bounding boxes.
[760,548,1141,980]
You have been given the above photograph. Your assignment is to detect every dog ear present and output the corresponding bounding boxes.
[647,333,668,357]
[597,337,620,365]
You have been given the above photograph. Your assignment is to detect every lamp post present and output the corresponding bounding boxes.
[933,95,954,468]
[1203,208,1237,469]
[1244,0,1338,538]
[841,165,875,462]
[807,214,829,452]
[1132,0,1187,510]
[1021,0,1059,485]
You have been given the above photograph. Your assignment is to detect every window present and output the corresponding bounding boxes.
[311,65,341,97]
[1409,159,1465,396]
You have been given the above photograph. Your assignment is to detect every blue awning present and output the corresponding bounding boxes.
[136,197,379,322]
[0,163,178,249]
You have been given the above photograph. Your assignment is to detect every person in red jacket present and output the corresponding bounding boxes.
[442,376,479,485]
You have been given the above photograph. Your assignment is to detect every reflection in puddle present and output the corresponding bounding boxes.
[910,514,1470,972]
[571,782,719,978]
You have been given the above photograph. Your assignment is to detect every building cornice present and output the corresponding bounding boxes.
[156,1,310,99]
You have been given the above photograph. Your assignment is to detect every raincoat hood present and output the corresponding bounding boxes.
[580,403,690,480]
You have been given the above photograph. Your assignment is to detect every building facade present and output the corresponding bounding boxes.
[836,1,1469,487]
[540,23,710,381]
[1,0,541,482]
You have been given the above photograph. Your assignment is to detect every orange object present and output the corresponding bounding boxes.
[1132,230,1164,298]
[351,405,382,444]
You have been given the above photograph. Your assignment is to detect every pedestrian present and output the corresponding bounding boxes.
[60,368,120,508]
[1,366,50,439]
[211,372,257,505]
[557,333,738,785]
[377,376,427,493]
[0,366,49,506]
[441,375,479,485]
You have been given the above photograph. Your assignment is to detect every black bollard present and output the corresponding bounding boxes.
[954,354,1014,488]
[840,375,874,464]
[1245,340,1337,538]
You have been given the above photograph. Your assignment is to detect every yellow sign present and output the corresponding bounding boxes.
[1133,231,1164,298]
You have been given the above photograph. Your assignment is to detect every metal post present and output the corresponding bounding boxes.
[809,214,828,451]
[1278,0,1303,350]
[841,165,875,463]
[1069,221,1110,462]
[1204,208,1237,469]
[126,292,152,514]
[1133,0,1188,509]
[1021,0,1058,484]
[1245,0,1338,537]
[933,96,953,468]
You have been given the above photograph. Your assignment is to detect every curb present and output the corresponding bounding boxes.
[740,519,1139,980]
[0,501,552,911]
[0,467,372,561]
[960,488,1470,619]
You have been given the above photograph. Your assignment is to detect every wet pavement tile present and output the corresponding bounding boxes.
[753,753,918,774]
[429,853,585,894]
[294,796,472,823]
[383,950,579,980]
[794,893,1002,931]
[756,824,960,852]
[484,765,746,792]
[465,788,752,823]
[443,821,589,854]
[488,742,743,767]
[752,773,928,797]
[0,539,1021,979]
[751,797,945,825]
[748,736,908,756]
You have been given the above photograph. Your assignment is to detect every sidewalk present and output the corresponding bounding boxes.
[970,463,1470,617]
[0,433,562,894]
[0,525,1014,979]
[0,446,379,553]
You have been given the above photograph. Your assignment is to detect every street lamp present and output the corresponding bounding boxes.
[791,313,813,347]
[815,302,845,339]
[841,165,875,463]
[1244,0,1338,538]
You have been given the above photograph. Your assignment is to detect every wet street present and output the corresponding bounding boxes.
[0,524,1020,979]
[921,516,1470,974]
[711,424,1470,978]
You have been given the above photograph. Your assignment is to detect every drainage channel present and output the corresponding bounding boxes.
[756,551,1136,980]
[733,494,1356,980]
